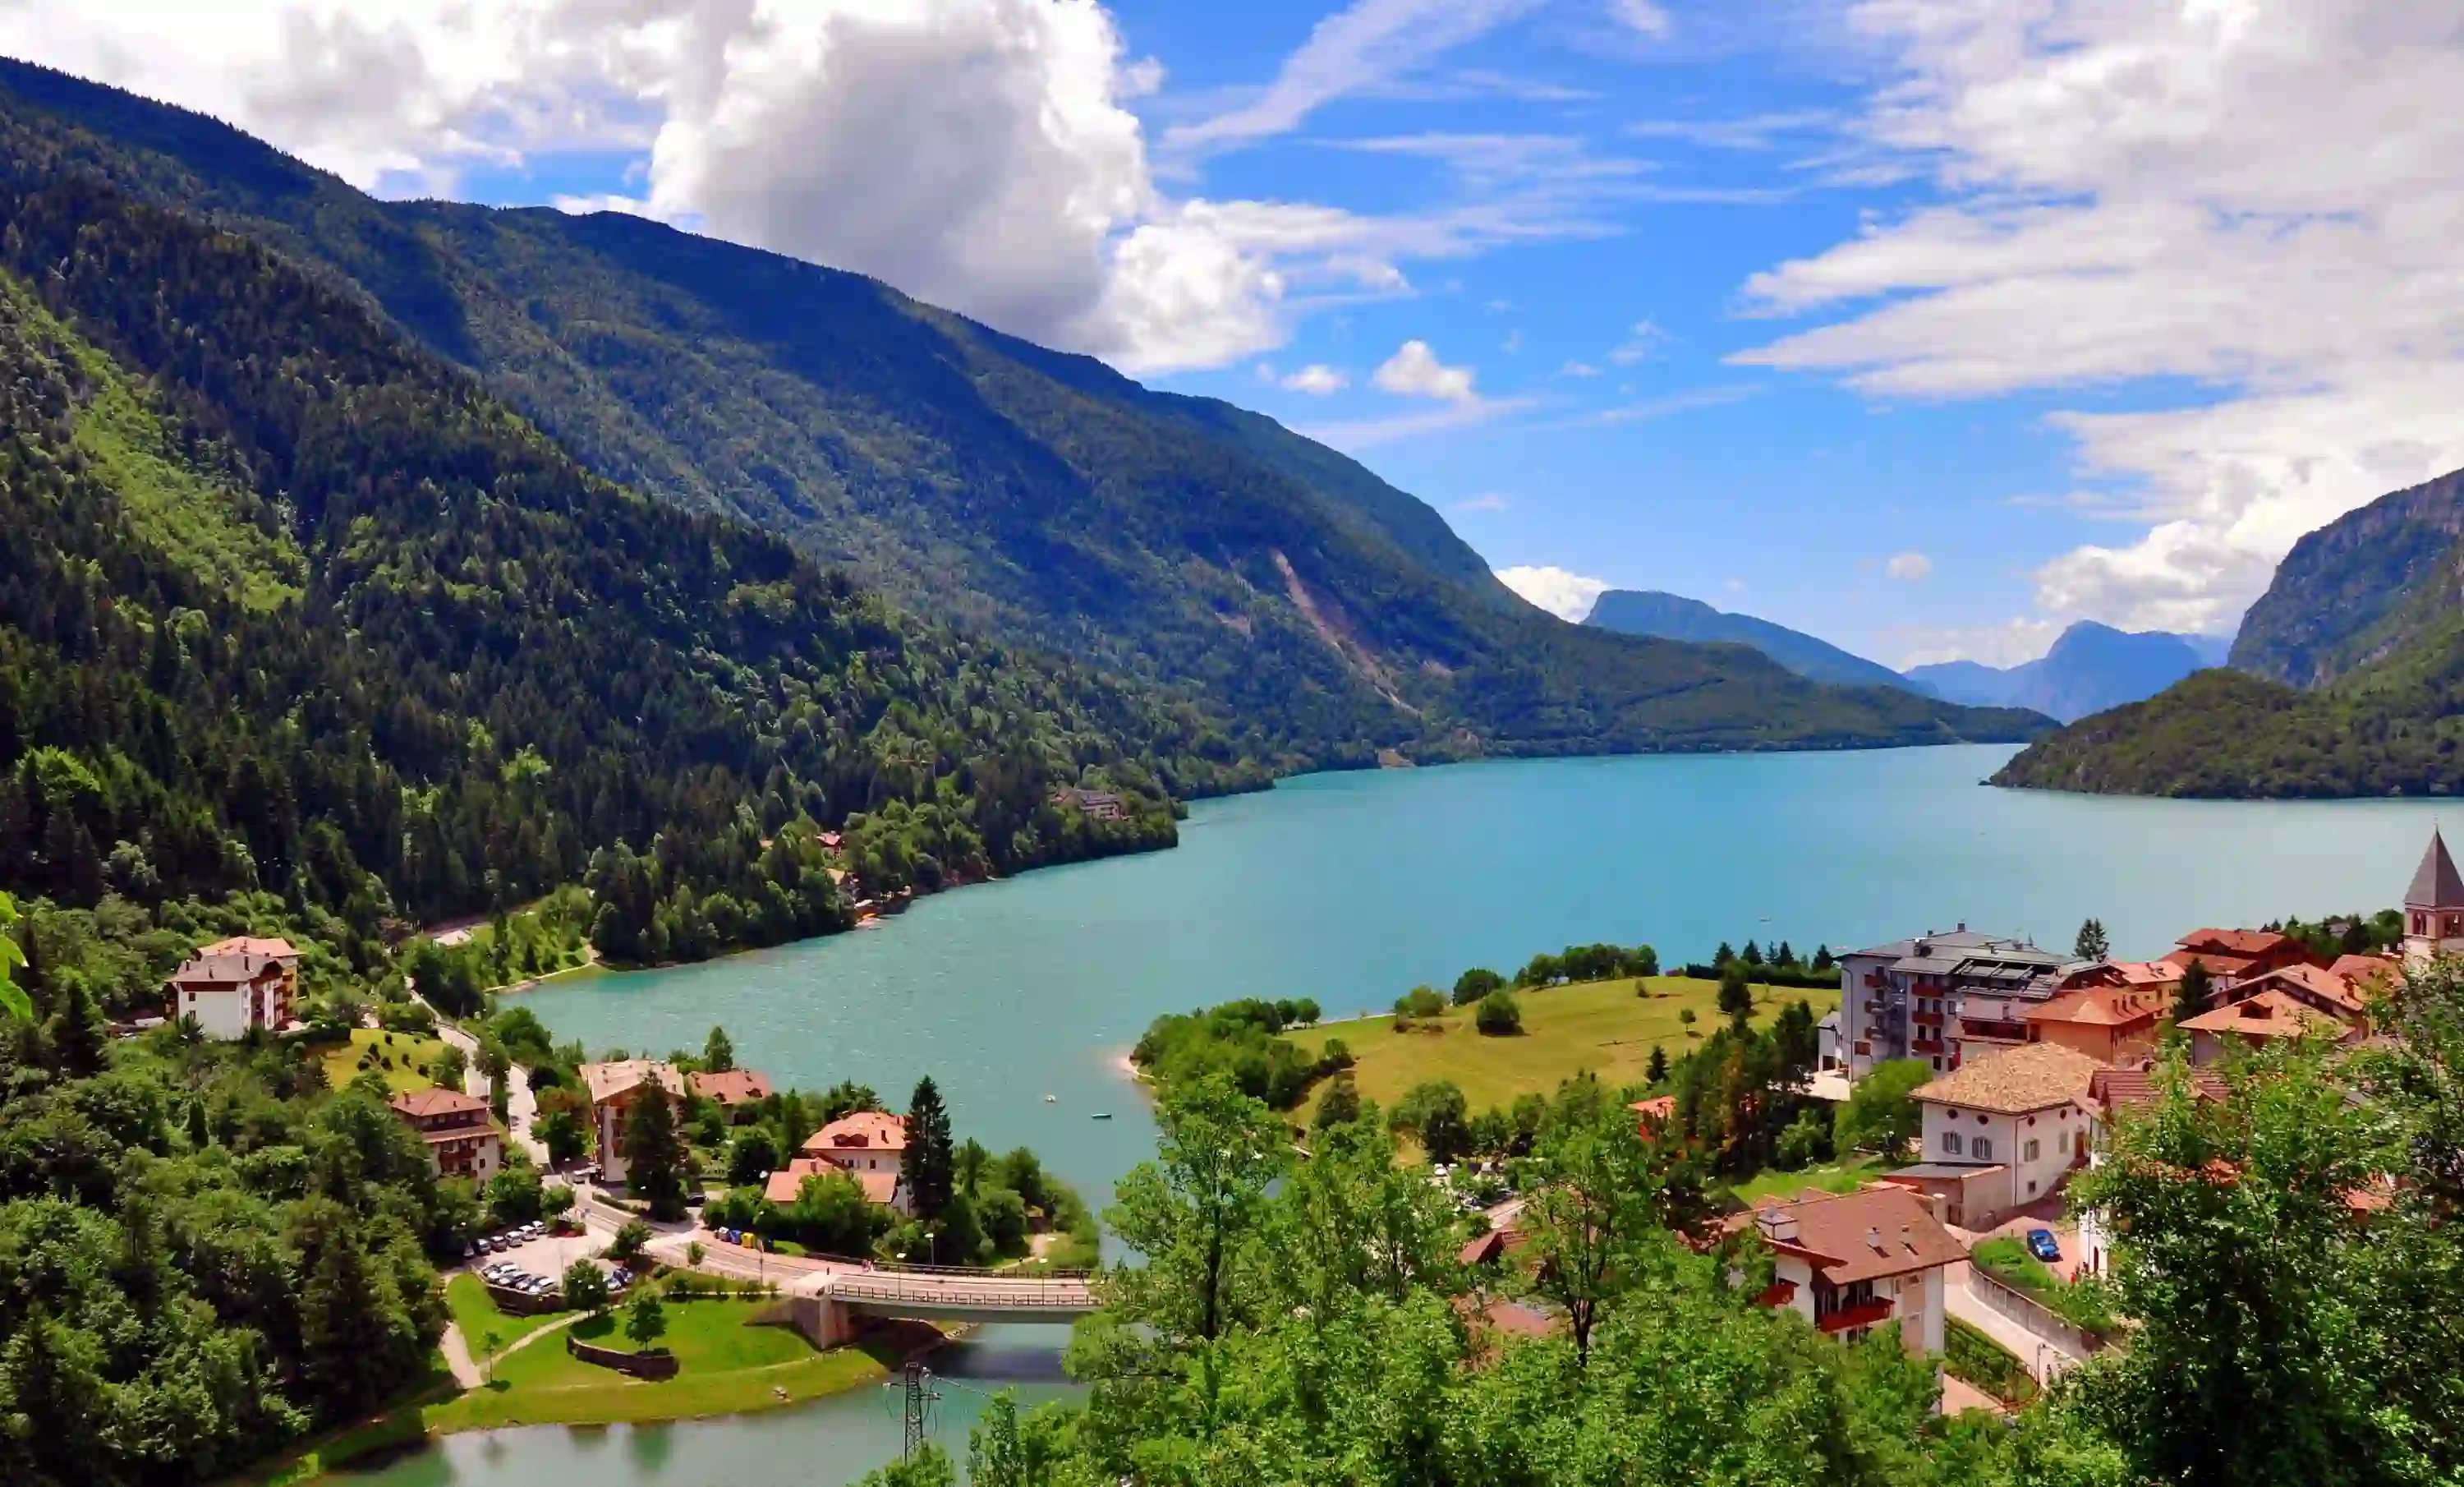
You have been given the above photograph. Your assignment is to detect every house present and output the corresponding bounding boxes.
[2073,1067,2227,1276]
[2205,961,2374,1029]
[1890,1042,2105,1228]
[2164,928,2317,982]
[2178,991,2354,1064]
[2021,968,2176,1065]
[1816,1009,1842,1070]
[2404,826,2464,965]
[798,1110,912,1213]
[578,1060,687,1184]
[388,1087,504,1183]
[1728,1185,1965,1353]
[200,936,301,975]
[688,1068,775,1119]
[1054,787,1126,822]
[2328,952,2401,1000]
[762,1154,903,1211]
[165,947,297,1040]
[1630,1095,1676,1137]
[1836,928,2067,1079]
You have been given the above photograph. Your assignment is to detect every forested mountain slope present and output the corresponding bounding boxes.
[2229,465,2464,688]
[0,145,1209,964]
[0,58,2046,762]
[1994,463,2464,797]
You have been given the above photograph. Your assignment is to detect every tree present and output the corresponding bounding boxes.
[431,1043,468,1092]
[1290,997,1321,1024]
[728,1126,782,1185]
[935,1191,986,1265]
[906,1076,955,1221]
[1097,1075,1287,1367]
[1451,967,1504,1006]
[610,1219,654,1264]
[542,1184,575,1221]
[623,1088,692,1220]
[968,1391,1032,1487]
[623,1289,669,1353]
[1645,1044,1670,1084]
[1393,985,1445,1019]
[1717,963,1753,1023]
[2176,959,2213,1025]
[1711,941,1735,968]
[1832,1058,1931,1156]
[537,1107,586,1167]
[686,1240,706,1268]
[1314,1073,1363,1130]
[487,1166,545,1226]
[1389,1080,1472,1163]
[703,1024,735,1073]
[1812,944,1835,972]
[1740,939,1763,966]
[1473,989,1522,1035]
[562,1259,610,1312]
[1520,1096,1663,1365]
[2075,917,2112,962]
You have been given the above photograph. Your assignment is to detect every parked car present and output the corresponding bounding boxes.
[2025,1228,2062,1263]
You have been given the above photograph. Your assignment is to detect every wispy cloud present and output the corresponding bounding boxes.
[1300,394,1542,450]
[1280,363,1349,394]
[1625,110,1836,152]
[1452,492,1513,513]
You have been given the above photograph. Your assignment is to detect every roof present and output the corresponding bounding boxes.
[765,1157,837,1204]
[689,1070,775,1107]
[167,952,283,989]
[802,1110,907,1154]
[1912,1041,2107,1114]
[199,936,300,961]
[1885,1162,2009,1181]
[2176,928,2298,956]
[2231,962,2370,1017]
[2023,983,2169,1029]
[1629,1095,1675,1125]
[2179,989,2347,1040]
[2409,828,2464,909]
[388,1087,490,1120]
[2329,953,2400,992]
[2086,1067,2227,1116]
[578,1060,687,1104]
[1731,1184,1967,1285]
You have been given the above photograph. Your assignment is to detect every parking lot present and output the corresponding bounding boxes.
[466,1226,608,1293]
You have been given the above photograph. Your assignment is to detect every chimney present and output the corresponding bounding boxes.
[1755,1208,1800,1244]
[1901,1224,1914,1251]
[1865,1226,1884,1252]
[1957,922,1967,933]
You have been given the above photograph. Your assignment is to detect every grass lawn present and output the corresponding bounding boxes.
[319,1028,453,1095]
[1728,1155,1885,1205]
[1282,975,1839,1119]
[425,1299,908,1432]
[1973,1237,2120,1337]
[444,1273,568,1364]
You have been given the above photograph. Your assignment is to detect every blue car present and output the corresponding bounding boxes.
[2025,1228,2062,1263]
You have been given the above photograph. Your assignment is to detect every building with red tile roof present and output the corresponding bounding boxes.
[795,1111,912,1214]
[2180,990,2354,1063]
[2023,978,2171,1065]
[166,949,294,1041]
[577,1060,687,1185]
[2164,928,2318,981]
[1725,1185,1965,1353]
[388,1087,503,1182]
[688,1069,775,1112]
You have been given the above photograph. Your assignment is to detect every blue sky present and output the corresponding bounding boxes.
[21,0,2464,668]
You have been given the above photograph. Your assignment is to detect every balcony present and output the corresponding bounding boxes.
[1815,1297,1896,1334]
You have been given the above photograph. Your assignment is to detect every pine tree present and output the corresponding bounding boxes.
[2175,960,2213,1026]
[1645,1044,1670,1084]
[703,1024,735,1073]
[623,1086,692,1221]
[906,1076,955,1222]
[45,978,105,1078]
[2076,918,2112,962]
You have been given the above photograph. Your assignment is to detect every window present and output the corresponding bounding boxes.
[2023,1139,2041,1162]
[1931,1057,1942,1070]
[1942,1130,1963,1155]
[1974,1138,1993,1161]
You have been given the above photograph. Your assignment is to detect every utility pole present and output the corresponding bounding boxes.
[901,1359,937,1460]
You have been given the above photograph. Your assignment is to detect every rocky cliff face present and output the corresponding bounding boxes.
[2231,467,2464,688]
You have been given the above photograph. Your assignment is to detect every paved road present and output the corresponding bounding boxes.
[424,1000,549,1164]
[1943,1261,2088,1383]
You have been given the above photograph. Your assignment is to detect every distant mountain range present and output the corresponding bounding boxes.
[1582,591,1931,695]
[1907,624,2223,724]
[0,58,2049,766]
[1995,464,2464,797]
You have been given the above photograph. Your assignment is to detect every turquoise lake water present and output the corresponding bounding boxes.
[342,744,2457,1483]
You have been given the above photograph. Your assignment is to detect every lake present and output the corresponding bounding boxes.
[343,744,2454,1483]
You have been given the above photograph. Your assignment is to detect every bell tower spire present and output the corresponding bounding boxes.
[2403,826,2464,965]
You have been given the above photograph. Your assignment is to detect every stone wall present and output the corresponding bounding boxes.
[565,1333,679,1379]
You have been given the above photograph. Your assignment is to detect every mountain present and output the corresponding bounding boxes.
[2228,466,2464,688]
[0,58,2048,763]
[1906,623,2211,723]
[1582,590,1933,695]
[0,130,1211,967]
[1995,465,2464,798]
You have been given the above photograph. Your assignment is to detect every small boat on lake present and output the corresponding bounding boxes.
[1091,1112,1113,1121]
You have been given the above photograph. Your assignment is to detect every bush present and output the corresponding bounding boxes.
[1832,1060,1930,1156]
[1452,968,1505,1006]
[610,1218,654,1264]
[562,1259,611,1312]
[1393,986,1446,1020]
[1774,1109,1830,1171]
[1473,990,1523,1036]
[1944,1317,2038,1405]
[1390,1080,1472,1163]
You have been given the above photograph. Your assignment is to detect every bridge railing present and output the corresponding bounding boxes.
[826,1273,1095,1309]
[793,1250,1095,1281]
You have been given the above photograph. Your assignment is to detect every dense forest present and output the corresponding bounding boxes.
[0,140,1208,966]
[0,58,2050,767]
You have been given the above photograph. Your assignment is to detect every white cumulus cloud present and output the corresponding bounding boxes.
[1280,364,1349,394]
[1496,565,1610,622]
[1885,551,1932,582]
[1731,0,2464,633]
[1374,340,1478,401]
